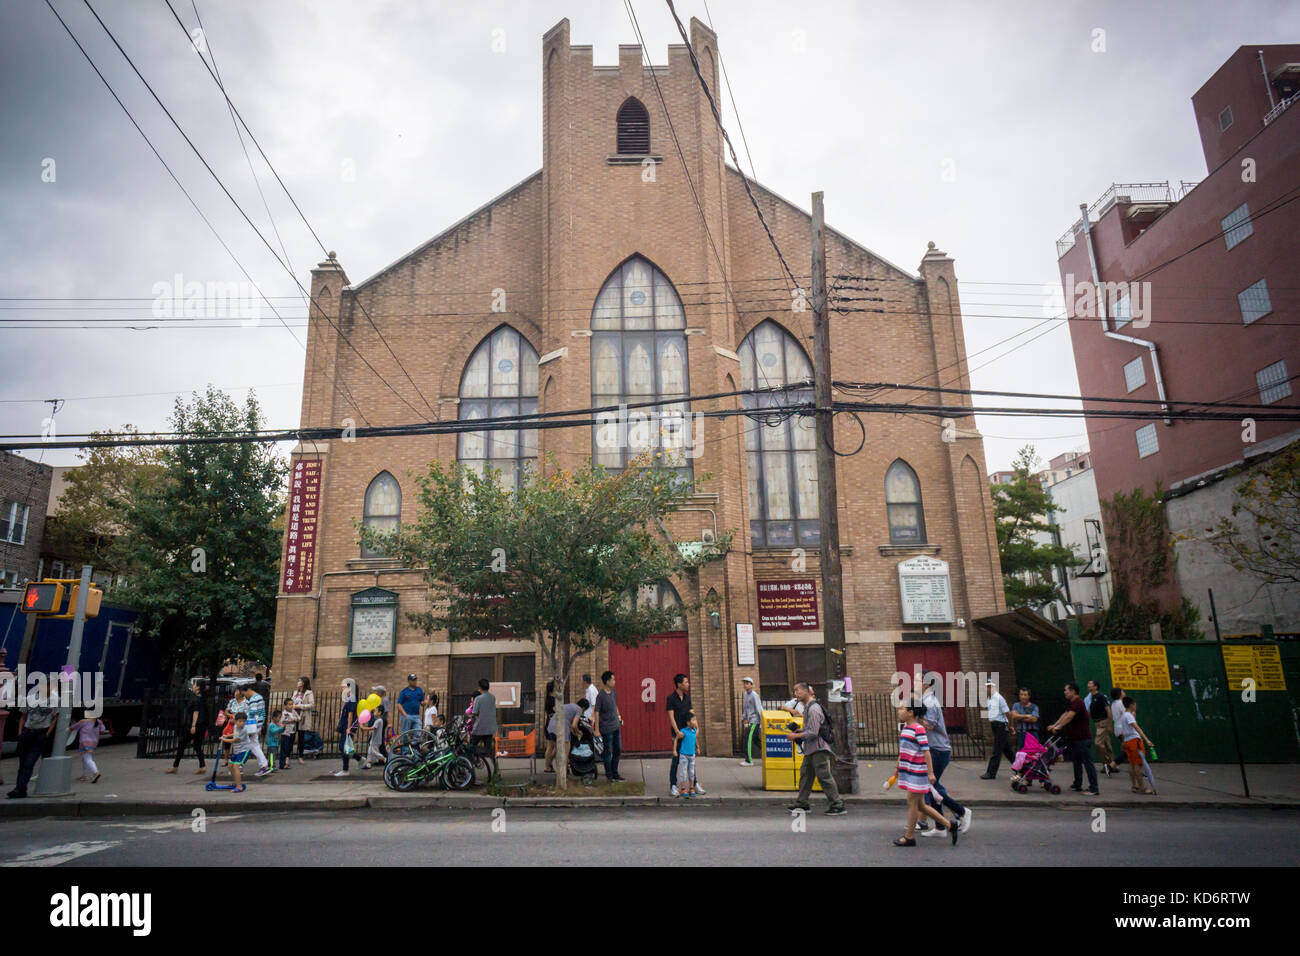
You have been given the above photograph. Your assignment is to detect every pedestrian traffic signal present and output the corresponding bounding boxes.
[52,584,103,620]
[21,581,64,614]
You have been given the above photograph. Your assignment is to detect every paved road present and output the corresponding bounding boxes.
[1,806,1296,866]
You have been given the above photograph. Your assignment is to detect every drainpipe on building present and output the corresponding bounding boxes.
[308,567,410,679]
[1078,203,1172,425]
[1259,50,1276,110]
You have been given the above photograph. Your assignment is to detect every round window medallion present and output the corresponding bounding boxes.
[497,358,514,373]
[761,352,779,367]
[630,290,647,306]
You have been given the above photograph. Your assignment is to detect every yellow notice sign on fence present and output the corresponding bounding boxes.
[1222,645,1286,692]
[1107,644,1172,691]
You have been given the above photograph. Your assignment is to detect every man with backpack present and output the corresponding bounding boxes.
[784,682,846,816]
[1085,679,1118,776]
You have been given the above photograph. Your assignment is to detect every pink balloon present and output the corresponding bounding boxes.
[358,709,371,726]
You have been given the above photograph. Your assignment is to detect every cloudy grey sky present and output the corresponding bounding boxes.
[2,0,1297,470]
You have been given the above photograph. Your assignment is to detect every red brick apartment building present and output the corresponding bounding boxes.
[1055,45,1300,633]
[272,19,1008,754]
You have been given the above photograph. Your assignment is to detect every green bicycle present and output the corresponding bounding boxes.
[384,746,473,792]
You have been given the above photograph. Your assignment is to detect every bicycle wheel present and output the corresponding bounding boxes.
[444,756,474,791]
[390,757,423,793]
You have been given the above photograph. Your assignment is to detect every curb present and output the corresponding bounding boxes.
[1,794,1295,818]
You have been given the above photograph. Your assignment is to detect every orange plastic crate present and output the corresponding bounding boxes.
[495,724,536,757]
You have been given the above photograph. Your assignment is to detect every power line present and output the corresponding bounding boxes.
[665,0,800,291]
[43,0,371,427]
[79,0,427,424]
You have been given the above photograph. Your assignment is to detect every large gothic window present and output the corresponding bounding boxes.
[591,255,690,474]
[361,471,400,557]
[458,325,539,491]
[739,320,817,548]
[885,459,927,545]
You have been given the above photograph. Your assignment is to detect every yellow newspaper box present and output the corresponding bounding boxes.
[761,709,821,792]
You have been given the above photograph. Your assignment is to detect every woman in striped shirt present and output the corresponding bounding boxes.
[894,699,959,847]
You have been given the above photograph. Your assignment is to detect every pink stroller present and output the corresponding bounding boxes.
[1009,733,1063,794]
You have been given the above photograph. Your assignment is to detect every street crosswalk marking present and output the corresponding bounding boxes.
[1,840,123,867]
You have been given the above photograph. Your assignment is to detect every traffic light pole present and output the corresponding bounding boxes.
[811,192,859,795]
[34,564,92,796]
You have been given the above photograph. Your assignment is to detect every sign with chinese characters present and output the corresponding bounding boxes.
[898,556,954,624]
[735,622,756,666]
[1221,645,1286,692]
[281,459,322,594]
[1107,644,1172,691]
[349,587,397,657]
[757,580,819,631]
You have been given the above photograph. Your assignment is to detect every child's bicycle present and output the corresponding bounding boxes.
[384,745,474,792]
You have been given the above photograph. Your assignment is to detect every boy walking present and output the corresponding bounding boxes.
[220,713,252,792]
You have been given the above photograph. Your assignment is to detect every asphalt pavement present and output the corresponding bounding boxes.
[2,806,1296,866]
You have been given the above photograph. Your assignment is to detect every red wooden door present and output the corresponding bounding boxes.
[608,632,689,754]
[893,642,965,732]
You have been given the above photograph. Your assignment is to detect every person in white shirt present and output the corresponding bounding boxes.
[980,678,1017,779]
[781,696,806,717]
[423,692,440,730]
[581,674,599,712]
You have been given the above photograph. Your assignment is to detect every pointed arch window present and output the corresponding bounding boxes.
[616,97,650,154]
[739,320,816,548]
[458,325,540,491]
[623,580,686,632]
[591,255,690,474]
[885,459,926,545]
[362,472,400,557]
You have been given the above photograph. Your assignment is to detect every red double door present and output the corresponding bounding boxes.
[607,632,689,754]
[893,642,966,733]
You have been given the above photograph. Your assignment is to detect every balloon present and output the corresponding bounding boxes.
[366,695,382,711]
[358,709,371,726]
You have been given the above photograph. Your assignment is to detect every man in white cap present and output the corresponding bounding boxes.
[739,676,763,766]
[980,676,1016,779]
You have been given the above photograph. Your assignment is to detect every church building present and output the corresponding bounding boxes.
[271,18,1009,755]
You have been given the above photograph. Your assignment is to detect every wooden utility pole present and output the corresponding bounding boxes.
[811,192,858,794]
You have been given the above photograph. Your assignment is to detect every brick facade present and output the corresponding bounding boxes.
[0,450,53,588]
[271,18,1008,754]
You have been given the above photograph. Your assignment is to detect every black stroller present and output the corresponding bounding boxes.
[567,716,603,784]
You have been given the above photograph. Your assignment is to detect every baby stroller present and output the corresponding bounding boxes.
[1009,733,1064,795]
[568,718,602,785]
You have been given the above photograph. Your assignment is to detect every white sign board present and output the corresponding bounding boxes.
[735,623,755,666]
[898,556,954,624]
[488,681,521,708]
[350,604,397,656]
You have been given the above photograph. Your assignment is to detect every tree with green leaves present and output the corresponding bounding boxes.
[1208,444,1300,587]
[992,445,1078,610]
[42,427,165,591]
[361,453,730,789]
[119,387,286,683]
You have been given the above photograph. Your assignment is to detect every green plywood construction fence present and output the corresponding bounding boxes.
[1066,642,1300,763]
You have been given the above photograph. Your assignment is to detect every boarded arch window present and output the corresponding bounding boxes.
[617,97,650,154]
[591,255,690,474]
[739,319,817,549]
[885,459,926,545]
[362,472,401,557]
[458,325,540,491]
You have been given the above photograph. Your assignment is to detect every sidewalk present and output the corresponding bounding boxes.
[1,742,1296,818]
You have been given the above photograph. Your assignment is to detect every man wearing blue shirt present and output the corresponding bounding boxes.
[397,674,424,734]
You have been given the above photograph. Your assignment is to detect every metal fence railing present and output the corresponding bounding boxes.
[140,691,545,760]
[737,695,988,761]
[139,692,375,760]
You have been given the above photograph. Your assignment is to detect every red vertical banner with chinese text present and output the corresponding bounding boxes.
[282,459,322,594]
